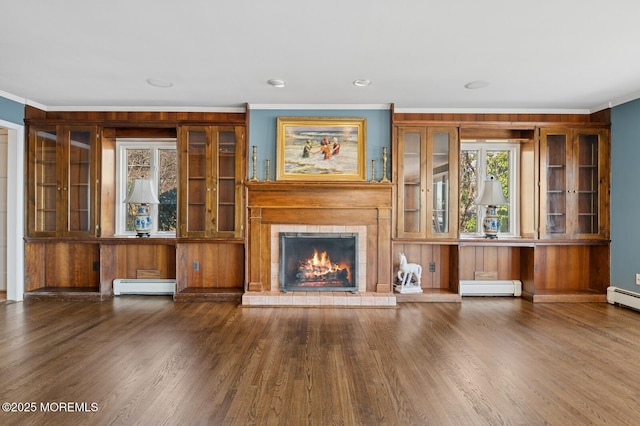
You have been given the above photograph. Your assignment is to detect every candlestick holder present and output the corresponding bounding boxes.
[370,160,376,183]
[250,146,258,182]
[265,160,271,181]
[380,147,390,183]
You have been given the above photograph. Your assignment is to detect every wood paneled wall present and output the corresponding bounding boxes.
[100,242,176,285]
[25,242,100,291]
[392,243,456,290]
[176,242,244,291]
[534,244,609,292]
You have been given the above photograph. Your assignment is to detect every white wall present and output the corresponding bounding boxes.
[0,128,6,291]
[0,120,24,301]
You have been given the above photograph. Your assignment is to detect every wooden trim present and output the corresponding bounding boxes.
[25,105,247,126]
[392,111,611,126]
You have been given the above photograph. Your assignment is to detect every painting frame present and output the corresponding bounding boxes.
[276,117,366,181]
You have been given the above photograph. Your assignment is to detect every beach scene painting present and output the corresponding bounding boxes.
[276,117,366,181]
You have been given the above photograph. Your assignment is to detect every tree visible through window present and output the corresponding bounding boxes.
[460,141,519,236]
[117,140,177,235]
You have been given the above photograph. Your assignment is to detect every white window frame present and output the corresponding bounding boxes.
[460,141,520,238]
[115,139,177,237]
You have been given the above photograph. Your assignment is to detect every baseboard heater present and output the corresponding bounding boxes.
[607,286,640,311]
[113,279,176,296]
[460,280,522,296]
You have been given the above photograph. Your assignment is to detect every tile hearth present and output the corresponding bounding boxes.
[242,291,396,307]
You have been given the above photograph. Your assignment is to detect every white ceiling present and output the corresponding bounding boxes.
[2,0,640,112]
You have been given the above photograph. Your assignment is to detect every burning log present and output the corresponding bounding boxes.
[295,249,350,285]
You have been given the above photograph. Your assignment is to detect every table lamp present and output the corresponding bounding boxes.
[124,179,159,237]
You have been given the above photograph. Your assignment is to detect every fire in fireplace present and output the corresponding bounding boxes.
[279,232,358,292]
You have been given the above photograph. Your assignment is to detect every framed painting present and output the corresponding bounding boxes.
[276,117,366,181]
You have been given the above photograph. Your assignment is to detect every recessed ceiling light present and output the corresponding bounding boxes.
[146,78,173,88]
[267,79,286,88]
[353,79,371,87]
[464,80,490,90]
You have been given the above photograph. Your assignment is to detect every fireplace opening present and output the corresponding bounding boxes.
[279,232,358,293]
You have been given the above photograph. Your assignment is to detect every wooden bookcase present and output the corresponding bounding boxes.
[178,125,245,238]
[540,128,610,240]
[392,112,610,303]
[27,125,99,238]
[23,108,247,301]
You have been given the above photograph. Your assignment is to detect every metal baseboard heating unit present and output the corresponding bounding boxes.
[607,286,640,311]
[460,280,522,296]
[113,279,176,296]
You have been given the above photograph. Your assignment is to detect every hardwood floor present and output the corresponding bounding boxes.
[1,298,639,425]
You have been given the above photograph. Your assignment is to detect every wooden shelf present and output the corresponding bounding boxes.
[174,287,243,302]
[530,289,607,303]
[25,286,105,301]
[395,288,461,303]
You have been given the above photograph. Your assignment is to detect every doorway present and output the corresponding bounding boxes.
[0,120,24,301]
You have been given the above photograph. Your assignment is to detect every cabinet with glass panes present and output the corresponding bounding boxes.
[178,125,245,238]
[27,126,99,237]
[396,126,459,239]
[540,128,609,240]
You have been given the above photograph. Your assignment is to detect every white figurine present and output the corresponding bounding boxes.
[395,253,423,294]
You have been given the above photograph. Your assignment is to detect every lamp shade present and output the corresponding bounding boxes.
[124,179,159,204]
[476,175,507,206]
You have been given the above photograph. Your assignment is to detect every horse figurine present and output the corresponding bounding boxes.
[397,253,422,292]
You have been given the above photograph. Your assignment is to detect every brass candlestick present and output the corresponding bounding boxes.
[251,146,258,182]
[265,160,271,181]
[370,160,376,183]
[380,147,390,183]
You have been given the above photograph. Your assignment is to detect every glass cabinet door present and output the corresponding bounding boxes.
[541,129,569,236]
[215,128,237,234]
[540,128,608,239]
[574,130,605,237]
[181,127,209,237]
[179,125,244,238]
[397,126,458,239]
[397,128,426,238]
[29,125,97,237]
[66,128,94,234]
[427,128,458,238]
[32,127,59,235]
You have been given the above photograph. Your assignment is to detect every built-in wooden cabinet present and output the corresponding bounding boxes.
[175,241,244,300]
[27,126,99,237]
[396,126,458,239]
[178,126,245,238]
[24,241,101,298]
[392,112,611,303]
[24,108,247,301]
[540,128,610,239]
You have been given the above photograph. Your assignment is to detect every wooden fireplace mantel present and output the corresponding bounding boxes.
[245,181,393,293]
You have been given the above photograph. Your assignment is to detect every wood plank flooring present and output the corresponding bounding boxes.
[1,297,640,425]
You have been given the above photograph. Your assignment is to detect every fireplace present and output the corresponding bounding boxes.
[279,232,358,293]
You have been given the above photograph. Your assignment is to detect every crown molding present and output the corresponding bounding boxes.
[248,103,391,110]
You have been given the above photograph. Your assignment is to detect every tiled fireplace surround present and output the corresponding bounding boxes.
[243,182,395,307]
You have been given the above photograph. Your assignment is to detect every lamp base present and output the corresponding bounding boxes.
[134,204,152,237]
[482,205,500,239]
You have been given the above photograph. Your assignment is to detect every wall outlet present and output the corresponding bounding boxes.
[429,262,436,272]
[636,273,640,285]
[193,261,200,272]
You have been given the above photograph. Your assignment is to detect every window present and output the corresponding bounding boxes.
[459,141,520,237]
[116,139,177,236]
